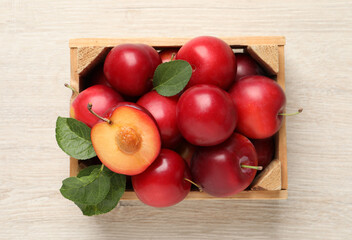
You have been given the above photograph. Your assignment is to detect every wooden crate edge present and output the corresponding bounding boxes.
[277,45,288,190]
[69,47,79,177]
[121,190,288,201]
[69,36,286,48]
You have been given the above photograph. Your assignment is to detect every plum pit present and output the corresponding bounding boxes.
[116,126,142,154]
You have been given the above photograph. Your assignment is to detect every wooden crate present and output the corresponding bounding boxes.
[69,36,287,200]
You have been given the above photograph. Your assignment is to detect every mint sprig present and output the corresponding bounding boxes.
[56,117,96,160]
[153,60,192,96]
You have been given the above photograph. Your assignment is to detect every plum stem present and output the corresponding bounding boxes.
[64,83,78,94]
[184,178,203,192]
[279,108,303,116]
[241,165,263,170]
[87,103,112,124]
[170,53,176,61]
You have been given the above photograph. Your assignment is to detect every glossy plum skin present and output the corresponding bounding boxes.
[177,84,237,146]
[103,102,151,119]
[191,133,258,197]
[176,36,236,90]
[159,48,179,63]
[229,75,286,139]
[132,149,191,207]
[104,44,161,97]
[101,102,160,130]
[250,137,275,169]
[235,53,264,82]
[137,91,182,149]
[70,85,123,128]
[140,44,162,71]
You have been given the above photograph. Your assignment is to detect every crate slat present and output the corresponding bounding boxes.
[121,190,288,200]
[69,47,80,177]
[277,45,288,190]
[69,36,286,48]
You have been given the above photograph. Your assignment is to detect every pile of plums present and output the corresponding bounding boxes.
[70,36,285,207]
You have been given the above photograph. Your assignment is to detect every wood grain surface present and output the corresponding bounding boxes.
[0,0,351,239]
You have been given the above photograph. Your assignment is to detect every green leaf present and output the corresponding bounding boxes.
[55,117,96,160]
[76,165,126,216]
[60,168,110,205]
[75,173,126,216]
[77,165,101,178]
[77,164,115,179]
[153,60,192,96]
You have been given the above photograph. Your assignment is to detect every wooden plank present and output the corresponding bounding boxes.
[69,157,79,177]
[69,47,79,94]
[69,36,286,48]
[121,190,288,201]
[69,47,79,177]
[276,45,288,190]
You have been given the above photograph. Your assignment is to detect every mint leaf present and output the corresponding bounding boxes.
[75,173,126,216]
[153,60,192,96]
[55,117,96,160]
[60,167,110,205]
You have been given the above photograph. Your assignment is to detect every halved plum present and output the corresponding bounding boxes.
[91,103,161,175]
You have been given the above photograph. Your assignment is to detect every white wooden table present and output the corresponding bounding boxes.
[1,1,351,239]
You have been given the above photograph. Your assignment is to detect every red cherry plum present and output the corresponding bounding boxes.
[235,53,264,82]
[229,75,286,139]
[70,85,123,128]
[132,149,191,207]
[104,44,161,97]
[191,133,258,197]
[176,36,236,90]
[137,91,182,149]
[177,84,237,146]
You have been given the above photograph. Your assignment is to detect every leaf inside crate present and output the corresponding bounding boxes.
[153,60,192,96]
